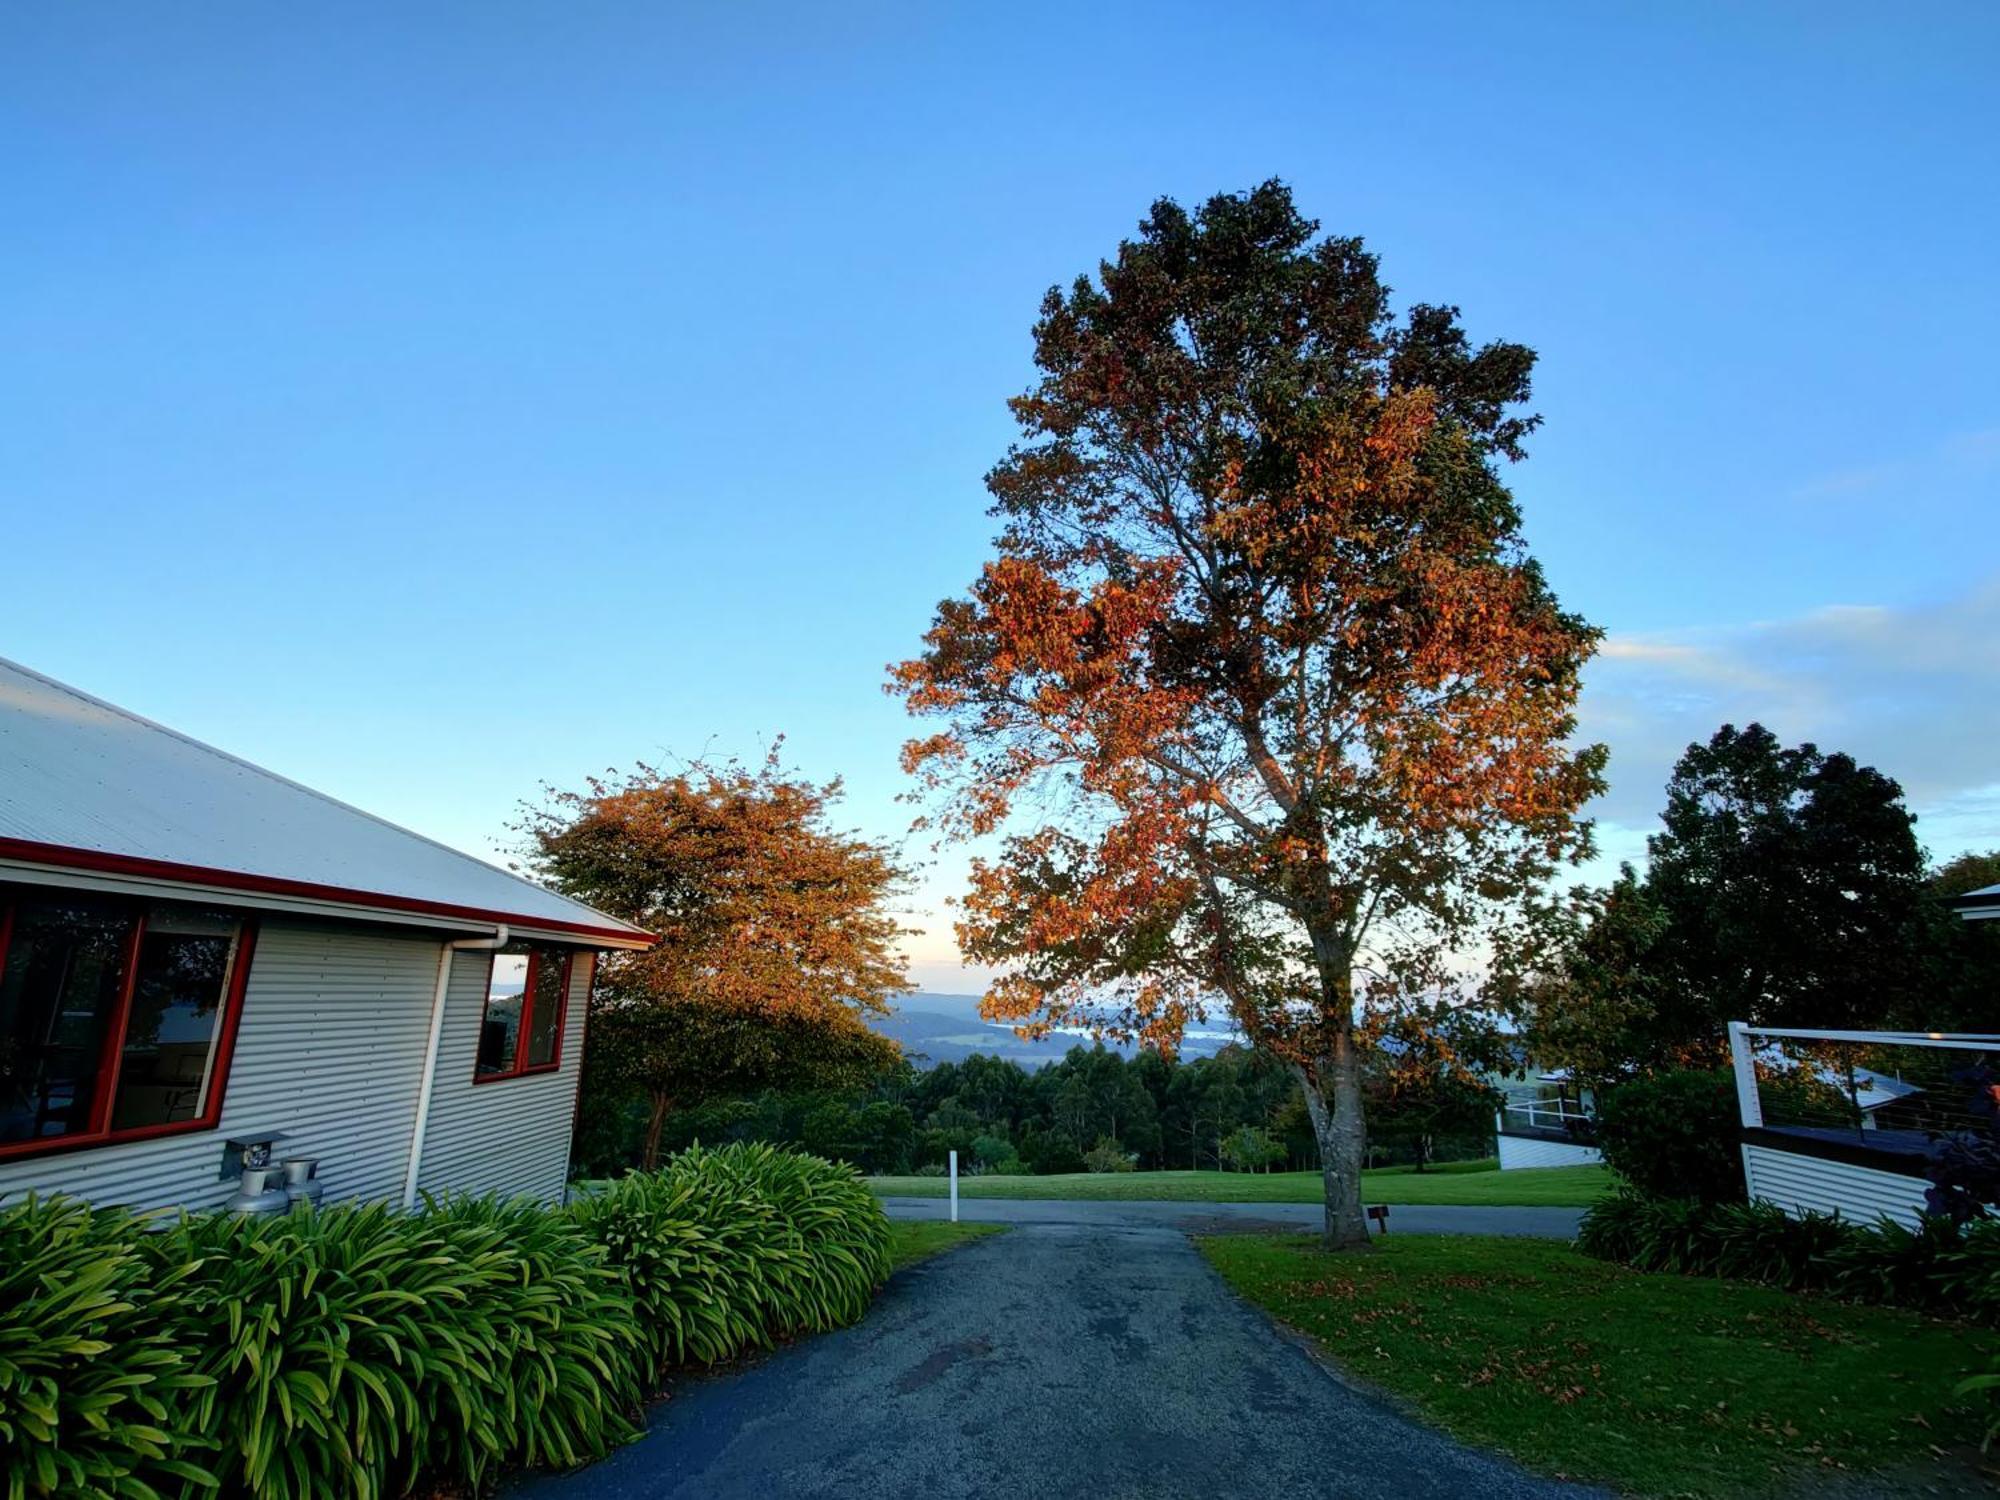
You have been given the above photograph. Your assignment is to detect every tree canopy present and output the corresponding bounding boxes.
[1517,725,1997,1083]
[1646,723,1934,1032]
[893,180,1602,1245]
[521,750,910,1166]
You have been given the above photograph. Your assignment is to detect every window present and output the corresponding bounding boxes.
[0,890,253,1159]
[474,943,570,1081]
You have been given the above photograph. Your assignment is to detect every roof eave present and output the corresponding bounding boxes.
[0,837,656,949]
[1948,886,2000,920]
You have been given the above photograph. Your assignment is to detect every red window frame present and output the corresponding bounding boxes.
[471,945,573,1083]
[0,892,258,1163]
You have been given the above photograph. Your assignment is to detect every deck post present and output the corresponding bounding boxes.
[1728,1020,1762,1206]
[1727,1020,1761,1128]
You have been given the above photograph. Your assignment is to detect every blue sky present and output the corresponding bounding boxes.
[4,3,1996,989]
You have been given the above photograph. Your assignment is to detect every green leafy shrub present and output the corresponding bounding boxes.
[1625,1192,1718,1274]
[569,1166,771,1376]
[680,1143,889,1330]
[1082,1137,1136,1173]
[1822,1210,1964,1305]
[569,1142,889,1381]
[1938,1218,2000,1324]
[1594,1069,1746,1203]
[2,1146,885,1500]
[1708,1198,1856,1289]
[1573,1185,1650,1263]
[970,1134,1014,1170]
[149,1197,643,1500]
[1580,1190,2000,1325]
[0,1196,212,1500]
[1962,1359,2000,1450]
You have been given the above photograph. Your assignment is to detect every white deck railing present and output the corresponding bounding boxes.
[1498,1097,1593,1134]
[1728,1020,2000,1228]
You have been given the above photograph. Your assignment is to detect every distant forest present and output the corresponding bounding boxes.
[577,1039,1496,1179]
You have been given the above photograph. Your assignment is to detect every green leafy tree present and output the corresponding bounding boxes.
[1363,1002,1504,1170]
[1929,849,2000,1033]
[1514,729,1994,1080]
[1082,1136,1136,1173]
[1644,724,1937,1033]
[1220,1124,1283,1172]
[1934,850,2000,898]
[1505,865,1709,1084]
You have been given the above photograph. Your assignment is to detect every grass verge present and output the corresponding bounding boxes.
[1197,1232,1995,1497]
[886,1218,1007,1270]
[867,1161,1610,1208]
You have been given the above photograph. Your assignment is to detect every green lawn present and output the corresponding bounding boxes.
[885,1218,1007,1270]
[1199,1232,1994,1497]
[866,1161,1611,1208]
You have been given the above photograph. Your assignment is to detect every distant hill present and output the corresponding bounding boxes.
[873,991,1239,1070]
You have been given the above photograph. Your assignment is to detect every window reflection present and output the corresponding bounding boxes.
[110,908,240,1131]
[524,949,567,1068]
[0,899,130,1142]
[477,951,529,1075]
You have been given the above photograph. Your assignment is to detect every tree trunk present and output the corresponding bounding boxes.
[1294,918,1371,1250]
[641,1090,671,1171]
[1296,1038,1371,1251]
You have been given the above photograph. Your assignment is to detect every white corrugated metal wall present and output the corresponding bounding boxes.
[1741,1143,1930,1229]
[1496,1134,1603,1170]
[417,950,594,1204]
[0,918,595,1212]
[0,917,434,1210]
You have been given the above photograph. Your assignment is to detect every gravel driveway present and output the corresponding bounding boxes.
[512,1211,1596,1500]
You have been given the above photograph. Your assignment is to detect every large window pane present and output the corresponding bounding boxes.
[524,949,567,1068]
[0,899,131,1143]
[477,951,529,1075]
[110,907,241,1131]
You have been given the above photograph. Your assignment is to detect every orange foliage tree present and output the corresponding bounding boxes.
[520,750,911,1169]
[891,182,1604,1246]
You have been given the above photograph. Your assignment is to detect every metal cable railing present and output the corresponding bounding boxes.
[1729,1022,2000,1160]
[1496,1089,1596,1143]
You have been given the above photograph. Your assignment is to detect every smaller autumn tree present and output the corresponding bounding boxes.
[520,750,910,1169]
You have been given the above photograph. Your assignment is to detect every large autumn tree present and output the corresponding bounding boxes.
[520,750,910,1169]
[892,182,1604,1247]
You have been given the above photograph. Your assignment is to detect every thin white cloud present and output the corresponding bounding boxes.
[1581,575,2000,861]
[1785,425,1998,506]
[1788,465,1896,501]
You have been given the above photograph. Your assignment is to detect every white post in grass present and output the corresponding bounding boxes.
[948,1150,959,1223]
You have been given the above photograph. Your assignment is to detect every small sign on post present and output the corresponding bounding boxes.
[1367,1204,1390,1234]
[948,1150,959,1223]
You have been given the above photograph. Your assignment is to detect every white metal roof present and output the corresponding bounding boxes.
[1751,1042,1925,1110]
[0,656,649,946]
[1955,882,2000,919]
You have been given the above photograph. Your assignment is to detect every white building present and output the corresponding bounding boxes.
[0,657,651,1211]
[1951,883,2000,921]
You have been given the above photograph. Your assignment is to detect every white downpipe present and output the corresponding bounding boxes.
[401,924,508,1210]
[949,1150,959,1223]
